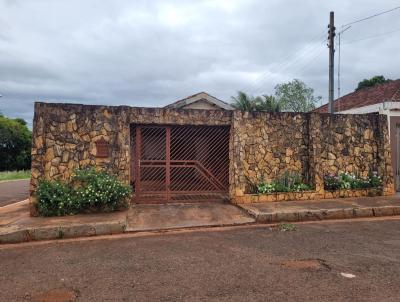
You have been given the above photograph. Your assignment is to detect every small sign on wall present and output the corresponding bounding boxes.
[95,137,109,158]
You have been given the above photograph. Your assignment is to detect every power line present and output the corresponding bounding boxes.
[240,31,327,94]
[243,35,326,93]
[342,27,400,44]
[342,6,400,27]
[249,40,326,92]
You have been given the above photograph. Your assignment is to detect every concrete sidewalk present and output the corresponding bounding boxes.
[0,201,254,244]
[238,195,400,223]
[0,200,127,244]
[1,196,400,244]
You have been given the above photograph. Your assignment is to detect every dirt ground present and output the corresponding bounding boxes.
[1,218,400,301]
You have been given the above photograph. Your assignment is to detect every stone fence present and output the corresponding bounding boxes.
[30,102,394,207]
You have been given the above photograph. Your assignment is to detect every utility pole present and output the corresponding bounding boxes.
[328,11,335,113]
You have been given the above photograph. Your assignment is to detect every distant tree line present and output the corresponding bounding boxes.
[0,113,31,171]
[355,75,396,91]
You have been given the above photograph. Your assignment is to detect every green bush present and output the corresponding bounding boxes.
[323,171,382,191]
[36,168,132,216]
[36,180,76,216]
[254,171,312,194]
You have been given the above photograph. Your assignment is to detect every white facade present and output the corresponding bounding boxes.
[339,101,400,137]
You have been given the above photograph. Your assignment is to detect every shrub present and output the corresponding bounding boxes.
[35,168,132,216]
[254,171,312,194]
[324,174,340,190]
[73,168,132,212]
[36,180,77,216]
[323,171,382,191]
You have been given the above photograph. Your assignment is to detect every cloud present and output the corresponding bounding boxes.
[0,0,399,127]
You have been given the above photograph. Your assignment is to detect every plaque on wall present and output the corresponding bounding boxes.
[95,137,109,158]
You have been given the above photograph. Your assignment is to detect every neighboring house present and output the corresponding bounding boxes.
[313,79,400,191]
[164,92,234,110]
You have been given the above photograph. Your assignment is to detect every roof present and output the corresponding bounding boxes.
[313,79,400,113]
[164,92,234,110]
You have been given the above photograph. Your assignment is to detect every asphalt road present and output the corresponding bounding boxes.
[1,219,400,301]
[0,179,29,207]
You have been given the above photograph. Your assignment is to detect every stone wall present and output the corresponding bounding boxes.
[30,102,394,207]
[30,103,232,198]
[231,112,394,197]
[231,111,310,197]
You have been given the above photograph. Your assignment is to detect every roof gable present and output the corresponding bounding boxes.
[164,92,234,110]
[314,79,400,113]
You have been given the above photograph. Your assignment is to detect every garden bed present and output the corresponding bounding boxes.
[235,187,382,204]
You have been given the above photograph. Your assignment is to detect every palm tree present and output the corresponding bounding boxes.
[231,91,256,111]
[231,91,281,112]
[256,95,281,112]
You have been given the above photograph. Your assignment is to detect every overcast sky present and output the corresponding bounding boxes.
[1,0,400,127]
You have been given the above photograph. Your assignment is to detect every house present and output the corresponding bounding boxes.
[313,79,400,191]
[29,100,394,215]
[164,92,234,110]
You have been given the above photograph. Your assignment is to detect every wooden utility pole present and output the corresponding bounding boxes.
[328,11,335,113]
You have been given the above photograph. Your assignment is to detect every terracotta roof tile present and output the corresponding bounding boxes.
[314,79,400,113]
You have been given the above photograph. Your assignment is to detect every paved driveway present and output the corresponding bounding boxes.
[1,218,400,301]
[0,179,29,207]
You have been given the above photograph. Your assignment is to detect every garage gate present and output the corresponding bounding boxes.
[131,125,230,203]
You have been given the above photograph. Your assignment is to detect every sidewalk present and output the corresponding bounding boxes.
[0,200,127,244]
[238,195,400,223]
[1,196,400,244]
[0,200,254,244]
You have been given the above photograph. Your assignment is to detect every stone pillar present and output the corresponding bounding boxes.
[308,113,325,197]
[30,103,46,215]
[377,114,395,195]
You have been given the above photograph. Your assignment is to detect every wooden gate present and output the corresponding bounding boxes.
[131,125,230,203]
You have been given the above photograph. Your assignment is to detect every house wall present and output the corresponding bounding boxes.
[231,111,310,196]
[30,102,394,208]
[30,103,231,199]
[339,101,400,191]
[231,111,394,197]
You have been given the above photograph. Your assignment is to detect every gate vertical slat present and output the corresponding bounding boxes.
[166,126,171,202]
[135,126,141,202]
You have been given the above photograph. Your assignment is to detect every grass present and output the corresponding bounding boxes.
[0,170,31,182]
[277,223,297,232]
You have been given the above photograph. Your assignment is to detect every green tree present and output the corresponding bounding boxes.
[231,91,281,112]
[255,95,281,112]
[0,115,32,171]
[231,91,258,111]
[275,79,321,112]
[356,75,392,91]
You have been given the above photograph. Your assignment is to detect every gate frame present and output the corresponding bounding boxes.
[130,123,232,204]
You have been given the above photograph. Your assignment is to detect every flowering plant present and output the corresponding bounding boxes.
[254,171,312,194]
[323,171,382,191]
[36,168,131,216]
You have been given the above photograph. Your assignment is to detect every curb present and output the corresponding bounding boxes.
[243,205,400,223]
[0,178,30,184]
[0,221,126,244]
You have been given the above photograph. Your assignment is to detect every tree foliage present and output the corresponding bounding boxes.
[231,79,320,112]
[356,75,392,91]
[0,115,32,171]
[275,79,321,112]
[231,91,280,112]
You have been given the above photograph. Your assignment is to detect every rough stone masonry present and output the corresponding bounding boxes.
[30,102,394,209]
